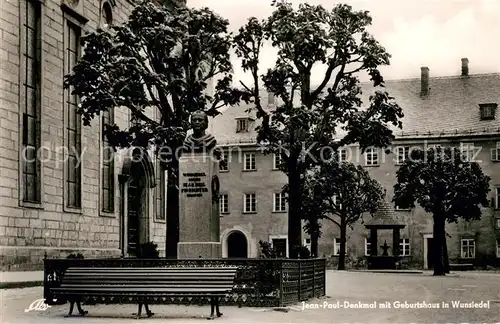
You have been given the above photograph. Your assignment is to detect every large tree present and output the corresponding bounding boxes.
[393,146,491,275]
[64,1,246,256]
[233,1,403,257]
[304,159,385,269]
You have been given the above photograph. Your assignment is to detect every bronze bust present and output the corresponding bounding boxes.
[183,110,217,153]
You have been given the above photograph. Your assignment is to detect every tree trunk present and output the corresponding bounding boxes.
[311,223,319,258]
[166,159,179,258]
[443,233,450,273]
[287,164,302,259]
[338,218,347,270]
[432,215,446,276]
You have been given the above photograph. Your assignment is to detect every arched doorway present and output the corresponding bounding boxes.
[121,147,156,257]
[227,231,248,258]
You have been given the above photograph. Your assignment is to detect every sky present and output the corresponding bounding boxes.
[188,0,500,85]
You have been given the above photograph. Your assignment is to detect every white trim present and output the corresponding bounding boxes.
[219,193,229,214]
[273,192,286,212]
[495,187,500,209]
[243,193,256,213]
[269,234,288,258]
[423,233,433,269]
[18,0,45,209]
[364,147,379,166]
[243,152,256,171]
[221,227,253,258]
[333,237,340,256]
[399,238,411,256]
[364,238,371,256]
[460,238,475,259]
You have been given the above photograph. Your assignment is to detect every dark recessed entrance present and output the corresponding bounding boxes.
[227,231,248,258]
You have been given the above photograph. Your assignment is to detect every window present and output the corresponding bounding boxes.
[399,238,411,256]
[333,194,342,210]
[460,143,475,162]
[243,153,256,171]
[365,238,371,256]
[497,239,500,258]
[219,194,228,214]
[495,187,500,209]
[236,119,249,132]
[65,19,82,209]
[101,1,113,28]
[396,146,409,164]
[333,237,341,256]
[154,159,166,221]
[365,147,378,166]
[304,238,311,251]
[219,150,228,171]
[273,153,283,170]
[271,238,287,258]
[479,103,497,120]
[243,193,256,213]
[339,148,347,162]
[496,218,500,230]
[101,108,114,213]
[273,192,286,212]
[21,0,42,204]
[461,239,475,258]
[491,142,500,161]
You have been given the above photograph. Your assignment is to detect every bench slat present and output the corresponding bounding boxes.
[62,281,233,285]
[53,287,232,292]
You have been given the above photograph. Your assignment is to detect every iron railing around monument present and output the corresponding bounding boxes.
[43,257,326,307]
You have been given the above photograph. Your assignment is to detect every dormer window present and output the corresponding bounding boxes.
[236,117,252,133]
[479,103,497,120]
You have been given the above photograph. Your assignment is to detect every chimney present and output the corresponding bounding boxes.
[421,67,429,97]
[461,58,469,76]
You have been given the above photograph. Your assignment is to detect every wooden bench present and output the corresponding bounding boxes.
[50,266,238,319]
[449,263,474,271]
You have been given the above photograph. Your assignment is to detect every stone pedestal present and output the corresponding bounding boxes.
[177,153,221,258]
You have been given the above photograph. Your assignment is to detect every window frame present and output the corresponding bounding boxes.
[219,193,229,214]
[496,239,500,258]
[396,146,410,165]
[100,107,115,215]
[272,153,283,170]
[399,238,411,256]
[460,238,475,259]
[333,237,341,256]
[365,147,379,166]
[273,192,287,212]
[492,142,500,162]
[63,15,83,212]
[19,0,44,208]
[243,152,256,171]
[243,193,256,213]
[219,149,229,172]
[460,142,475,162]
[364,238,371,256]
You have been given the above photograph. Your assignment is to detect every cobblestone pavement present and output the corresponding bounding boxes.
[2,271,500,323]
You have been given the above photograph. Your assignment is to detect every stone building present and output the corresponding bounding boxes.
[211,60,500,268]
[0,0,179,270]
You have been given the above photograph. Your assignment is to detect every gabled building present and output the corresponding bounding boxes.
[211,59,500,268]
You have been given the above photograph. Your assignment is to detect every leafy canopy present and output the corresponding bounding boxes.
[393,146,491,222]
[303,159,386,227]
[233,0,404,172]
[65,0,247,153]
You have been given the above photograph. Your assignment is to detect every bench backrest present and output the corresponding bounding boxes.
[59,267,238,291]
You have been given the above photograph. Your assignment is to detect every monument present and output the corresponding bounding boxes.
[177,110,222,258]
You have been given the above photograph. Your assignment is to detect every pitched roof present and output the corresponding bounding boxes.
[210,72,500,146]
[364,199,405,228]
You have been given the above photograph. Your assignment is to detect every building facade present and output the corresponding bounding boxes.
[211,60,500,269]
[0,0,174,271]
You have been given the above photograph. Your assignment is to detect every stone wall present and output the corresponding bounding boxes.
[0,0,167,271]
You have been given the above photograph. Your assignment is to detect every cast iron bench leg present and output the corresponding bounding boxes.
[134,303,154,319]
[209,296,223,320]
[64,300,87,317]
